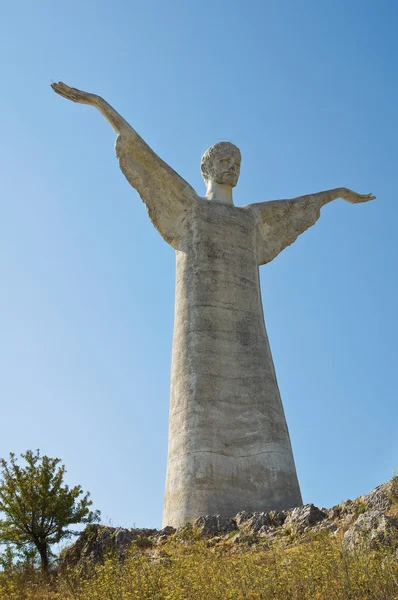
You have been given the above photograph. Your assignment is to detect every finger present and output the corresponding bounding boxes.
[56,82,73,94]
[51,83,67,94]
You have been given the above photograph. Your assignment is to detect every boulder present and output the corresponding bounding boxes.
[155,526,176,542]
[343,511,398,550]
[285,504,327,533]
[193,515,237,537]
[361,478,398,512]
[60,524,158,569]
[240,512,271,533]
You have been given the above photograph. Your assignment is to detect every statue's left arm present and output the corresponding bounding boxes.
[249,188,375,265]
[51,82,198,249]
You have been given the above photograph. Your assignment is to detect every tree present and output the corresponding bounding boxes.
[0,450,100,571]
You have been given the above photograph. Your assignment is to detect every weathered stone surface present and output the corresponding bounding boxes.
[52,81,376,529]
[193,515,237,537]
[327,499,357,520]
[285,504,327,533]
[156,526,176,542]
[235,511,253,527]
[361,478,398,512]
[237,510,286,534]
[312,520,339,535]
[343,511,398,550]
[60,525,158,569]
[239,512,272,533]
[164,195,304,526]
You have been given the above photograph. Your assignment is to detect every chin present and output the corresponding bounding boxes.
[218,176,238,187]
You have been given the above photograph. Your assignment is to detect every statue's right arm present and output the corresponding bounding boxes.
[249,188,375,265]
[51,82,197,248]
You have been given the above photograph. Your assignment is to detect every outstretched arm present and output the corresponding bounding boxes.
[51,82,197,248]
[250,188,375,265]
[51,82,141,135]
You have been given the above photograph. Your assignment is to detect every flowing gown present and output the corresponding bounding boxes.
[164,198,302,527]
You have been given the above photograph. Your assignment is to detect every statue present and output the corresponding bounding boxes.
[51,82,375,528]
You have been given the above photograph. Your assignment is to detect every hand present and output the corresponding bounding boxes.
[51,81,99,106]
[340,188,376,204]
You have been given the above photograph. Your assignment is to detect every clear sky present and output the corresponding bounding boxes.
[0,0,397,529]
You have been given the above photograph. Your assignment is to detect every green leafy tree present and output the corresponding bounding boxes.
[0,450,100,571]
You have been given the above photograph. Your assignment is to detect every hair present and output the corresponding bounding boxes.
[200,142,241,182]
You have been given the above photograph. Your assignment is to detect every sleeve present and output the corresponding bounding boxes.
[115,132,197,249]
[249,196,321,266]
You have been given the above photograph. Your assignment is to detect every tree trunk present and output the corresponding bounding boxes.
[36,541,49,573]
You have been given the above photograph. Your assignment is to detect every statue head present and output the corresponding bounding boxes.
[201,142,241,188]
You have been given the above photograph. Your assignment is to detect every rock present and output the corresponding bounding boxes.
[257,527,281,544]
[327,499,357,520]
[193,515,237,537]
[343,511,398,550]
[268,510,287,527]
[236,510,286,534]
[114,528,136,547]
[240,512,271,533]
[59,477,398,571]
[361,478,398,512]
[60,525,158,569]
[155,526,176,542]
[312,520,338,534]
[285,504,327,533]
[235,511,253,527]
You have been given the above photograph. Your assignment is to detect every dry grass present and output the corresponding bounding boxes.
[1,532,398,600]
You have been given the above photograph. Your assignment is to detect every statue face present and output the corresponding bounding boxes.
[201,142,241,188]
[213,154,241,187]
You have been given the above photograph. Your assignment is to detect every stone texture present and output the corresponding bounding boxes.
[164,197,303,526]
[360,478,398,512]
[193,515,237,537]
[60,524,158,569]
[237,511,286,534]
[51,82,376,529]
[284,504,327,533]
[343,511,398,550]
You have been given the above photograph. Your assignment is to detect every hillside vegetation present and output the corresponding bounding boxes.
[1,478,398,600]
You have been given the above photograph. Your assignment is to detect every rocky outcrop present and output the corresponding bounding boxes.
[193,515,237,537]
[343,511,398,550]
[284,504,327,533]
[60,477,398,569]
[59,525,175,570]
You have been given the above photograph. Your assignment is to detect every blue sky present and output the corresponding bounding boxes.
[0,0,397,528]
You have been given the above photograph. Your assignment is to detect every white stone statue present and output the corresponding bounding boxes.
[52,82,375,528]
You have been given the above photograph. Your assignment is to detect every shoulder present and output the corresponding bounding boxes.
[241,201,276,224]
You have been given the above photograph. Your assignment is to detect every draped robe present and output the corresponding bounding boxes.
[116,132,320,527]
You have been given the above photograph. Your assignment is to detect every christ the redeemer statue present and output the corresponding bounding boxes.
[52,82,375,528]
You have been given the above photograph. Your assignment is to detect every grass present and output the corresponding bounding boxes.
[1,532,398,600]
